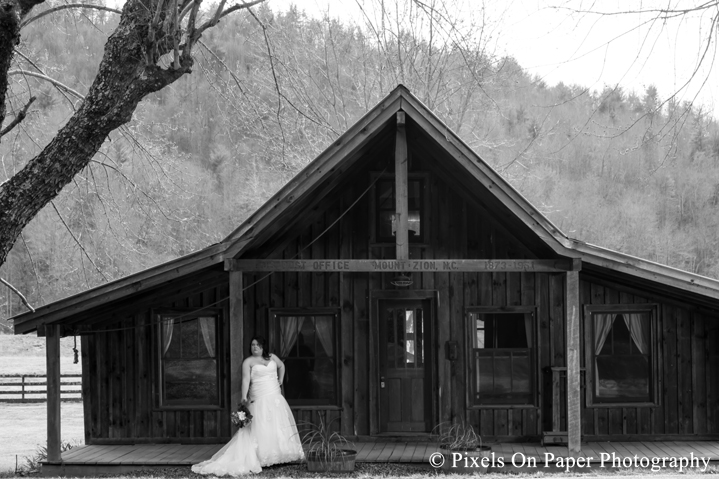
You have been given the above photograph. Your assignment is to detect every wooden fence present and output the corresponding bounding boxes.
[0,374,82,403]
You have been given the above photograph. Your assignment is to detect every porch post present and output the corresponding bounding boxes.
[229,271,244,415]
[395,111,408,261]
[565,259,581,455]
[46,323,62,463]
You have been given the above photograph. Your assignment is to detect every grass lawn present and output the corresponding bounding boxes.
[0,334,81,375]
[0,402,84,474]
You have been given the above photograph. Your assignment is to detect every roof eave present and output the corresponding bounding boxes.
[12,242,226,334]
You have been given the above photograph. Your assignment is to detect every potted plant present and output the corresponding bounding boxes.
[434,421,492,473]
[301,414,357,472]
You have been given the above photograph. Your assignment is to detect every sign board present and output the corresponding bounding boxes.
[225,259,573,272]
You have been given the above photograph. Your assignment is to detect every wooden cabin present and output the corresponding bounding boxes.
[12,85,719,466]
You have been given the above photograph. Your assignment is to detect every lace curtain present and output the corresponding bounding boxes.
[623,313,650,355]
[312,316,334,358]
[162,317,175,356]
[279,317,306,358]
[198,317,216,358]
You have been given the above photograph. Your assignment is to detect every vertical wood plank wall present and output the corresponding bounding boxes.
[83,279,232,443]
[81,162,719,442]
[240,166,548,439]
[579,279,719,439]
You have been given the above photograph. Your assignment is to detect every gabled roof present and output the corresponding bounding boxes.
[12,85,719,334]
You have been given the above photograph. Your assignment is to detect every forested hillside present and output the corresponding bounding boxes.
[2,1,718,328]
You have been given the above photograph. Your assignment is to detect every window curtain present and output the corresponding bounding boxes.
[594,313,616,395]
[313,316,334,358]
[279,317,306,358]
[623,313,650,355]
[198,317,216,358]
[162,317,175,357]
[594,313,616,355]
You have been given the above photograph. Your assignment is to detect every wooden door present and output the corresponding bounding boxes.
[378,299,433,433]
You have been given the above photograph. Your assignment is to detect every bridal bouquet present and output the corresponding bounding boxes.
[231,401,253,428]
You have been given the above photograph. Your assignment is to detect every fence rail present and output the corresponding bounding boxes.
[0,374,82,403]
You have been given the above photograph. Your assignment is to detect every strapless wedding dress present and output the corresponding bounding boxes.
[192,360,305,476]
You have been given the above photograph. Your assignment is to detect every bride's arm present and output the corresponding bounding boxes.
[272,354,286,384]
[241,358,251,404]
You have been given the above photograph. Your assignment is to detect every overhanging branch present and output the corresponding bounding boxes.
[0,277,35,313]
[21,3,122,28]
[8,70,85,99]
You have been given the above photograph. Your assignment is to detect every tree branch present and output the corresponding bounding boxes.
[0,277,35,312]
[194,0,265,39]
[13,50,78,109]
[50,201,108,282]
[0,95,35,138]
[20,3,121,28]
[8,69,84,99]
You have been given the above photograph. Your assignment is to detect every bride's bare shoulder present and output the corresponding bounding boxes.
[242,357,257,367]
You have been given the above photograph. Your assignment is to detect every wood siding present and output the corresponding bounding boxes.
[79,160,719,443]
[82,278,232,444]
[578,277,719,439]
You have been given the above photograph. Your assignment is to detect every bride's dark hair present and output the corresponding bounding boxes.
[249,335,271,360]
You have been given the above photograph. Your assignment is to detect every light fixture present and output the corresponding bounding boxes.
[390,273,413,287]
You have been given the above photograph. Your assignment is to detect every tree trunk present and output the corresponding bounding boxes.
[0,0,191,267]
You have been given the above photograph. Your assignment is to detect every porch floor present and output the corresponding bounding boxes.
[43,440,719,476]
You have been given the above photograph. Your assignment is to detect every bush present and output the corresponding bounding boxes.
[17,440,77,475]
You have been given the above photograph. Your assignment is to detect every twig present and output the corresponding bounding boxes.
[0,96,36,138]
[194,0,265,37]
[0,278,35,313]
[21,3,121,27]
[8,70,84,100]
[50,201,109,282]
[248,8,288,166]
[14,51,78,110]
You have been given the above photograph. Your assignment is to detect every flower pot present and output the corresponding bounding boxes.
[440,445,492,473]
[306,449,357,472]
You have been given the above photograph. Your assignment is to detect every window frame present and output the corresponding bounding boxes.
[269,308,342,409]
[154,308,224,411]
[465,306,539,409]
[584,304,659,408]
[369,171,429,246]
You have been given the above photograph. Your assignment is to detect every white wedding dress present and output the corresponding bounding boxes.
[192,361,305,476]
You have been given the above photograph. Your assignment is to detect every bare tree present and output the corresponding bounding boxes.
[550,1,718,121]
[0,0,266,273]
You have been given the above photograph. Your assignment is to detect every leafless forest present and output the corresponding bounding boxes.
[1,1,718,328]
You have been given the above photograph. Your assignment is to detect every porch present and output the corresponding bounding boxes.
[42,440,719,476]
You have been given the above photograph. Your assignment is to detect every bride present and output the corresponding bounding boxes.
[192,335,305,476]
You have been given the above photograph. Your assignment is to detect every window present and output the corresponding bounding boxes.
[372,173,427,244]
[271,310,340,406]
[587,306,656,405]
[157,310,221,408]
[468,309,535,406]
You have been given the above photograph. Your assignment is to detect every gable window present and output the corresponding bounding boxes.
[372,173,427,244]
[586,306,656,405]
[468,309,535,406]
[271,310,340,407]
[157,310,221,408]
